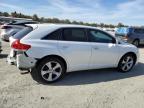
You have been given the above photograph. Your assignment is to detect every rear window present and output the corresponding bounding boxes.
[13,27,33,39]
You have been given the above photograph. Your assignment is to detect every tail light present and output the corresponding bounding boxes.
[11,40,31,51]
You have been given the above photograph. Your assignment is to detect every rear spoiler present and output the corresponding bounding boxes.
[25,24,38,30]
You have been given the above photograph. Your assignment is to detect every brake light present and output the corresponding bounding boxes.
[11,40,31,51]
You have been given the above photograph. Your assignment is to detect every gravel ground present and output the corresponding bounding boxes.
[0,41,144,108]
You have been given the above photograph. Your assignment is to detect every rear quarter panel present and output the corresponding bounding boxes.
[22,40,62,58]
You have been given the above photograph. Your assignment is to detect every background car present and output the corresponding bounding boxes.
[0,20,38,42]
[115,27,144,47]
[7,25,35,65]
[10,24,139,83]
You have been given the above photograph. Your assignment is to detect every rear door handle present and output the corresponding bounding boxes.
[62,46,69,49]
[93,47,99,50]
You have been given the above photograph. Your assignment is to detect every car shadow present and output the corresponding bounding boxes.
[0,54,8,59]
[138,45,144,48]
[47,62,144,86]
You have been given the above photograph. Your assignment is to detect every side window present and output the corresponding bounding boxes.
[134,29,143,34]
[88,29,115,43]
[42,29,61,40]
[62,28,87,42]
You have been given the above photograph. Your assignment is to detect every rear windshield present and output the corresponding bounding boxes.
[13,27,33,39]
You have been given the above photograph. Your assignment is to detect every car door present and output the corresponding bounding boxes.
[58,28,91,72]
[88,29,120,69]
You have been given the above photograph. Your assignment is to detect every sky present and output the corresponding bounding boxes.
[0,0,144,26]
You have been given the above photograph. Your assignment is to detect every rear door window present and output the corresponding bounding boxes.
[62,28,87,42]
[13,27,33,39]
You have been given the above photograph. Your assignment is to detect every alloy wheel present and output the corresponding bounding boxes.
[41,61,62,81]
[121,56,134,72]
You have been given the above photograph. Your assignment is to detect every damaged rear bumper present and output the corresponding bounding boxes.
[16,53,37,71]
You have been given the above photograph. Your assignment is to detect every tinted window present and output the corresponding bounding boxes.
[13,27,33,39]
[42,29,61,40]
[142,29,144,33]
[89,29,115,43]
[134,28,144,34]
[63,28,87,42]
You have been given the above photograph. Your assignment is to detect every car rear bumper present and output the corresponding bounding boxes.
[16,53,37,71]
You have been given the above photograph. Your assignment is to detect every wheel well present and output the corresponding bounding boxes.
[133,38,140,42]
[36,55,67,70]
[120,52,137,64]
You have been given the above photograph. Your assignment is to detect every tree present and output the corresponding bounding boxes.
[72,21,79,24]
[117,22,124,27]
[40,17,45,22]
[64,19,71,24]
[3,12,9,17]
[33,14,39,21]
[11,11,17,17]
[0,11,125,28]
[100,23,104,28]
[52,18,60,23]
[0,12,2,16]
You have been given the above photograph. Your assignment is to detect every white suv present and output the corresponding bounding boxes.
[11,24,139,83]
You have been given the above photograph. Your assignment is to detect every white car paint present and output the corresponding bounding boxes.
[12,24,139,72]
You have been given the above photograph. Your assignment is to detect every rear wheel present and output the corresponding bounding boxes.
[31,57,66,84]
[132,39,139,47]
[118,54,135,72]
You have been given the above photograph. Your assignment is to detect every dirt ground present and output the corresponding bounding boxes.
[1,41,144,108]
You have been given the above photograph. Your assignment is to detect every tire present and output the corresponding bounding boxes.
[132,39,139,47]
[30,57,66,84]
[118,54,135,73]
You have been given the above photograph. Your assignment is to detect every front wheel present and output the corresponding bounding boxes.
[118,54,135,72]
[31,57,66,84]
